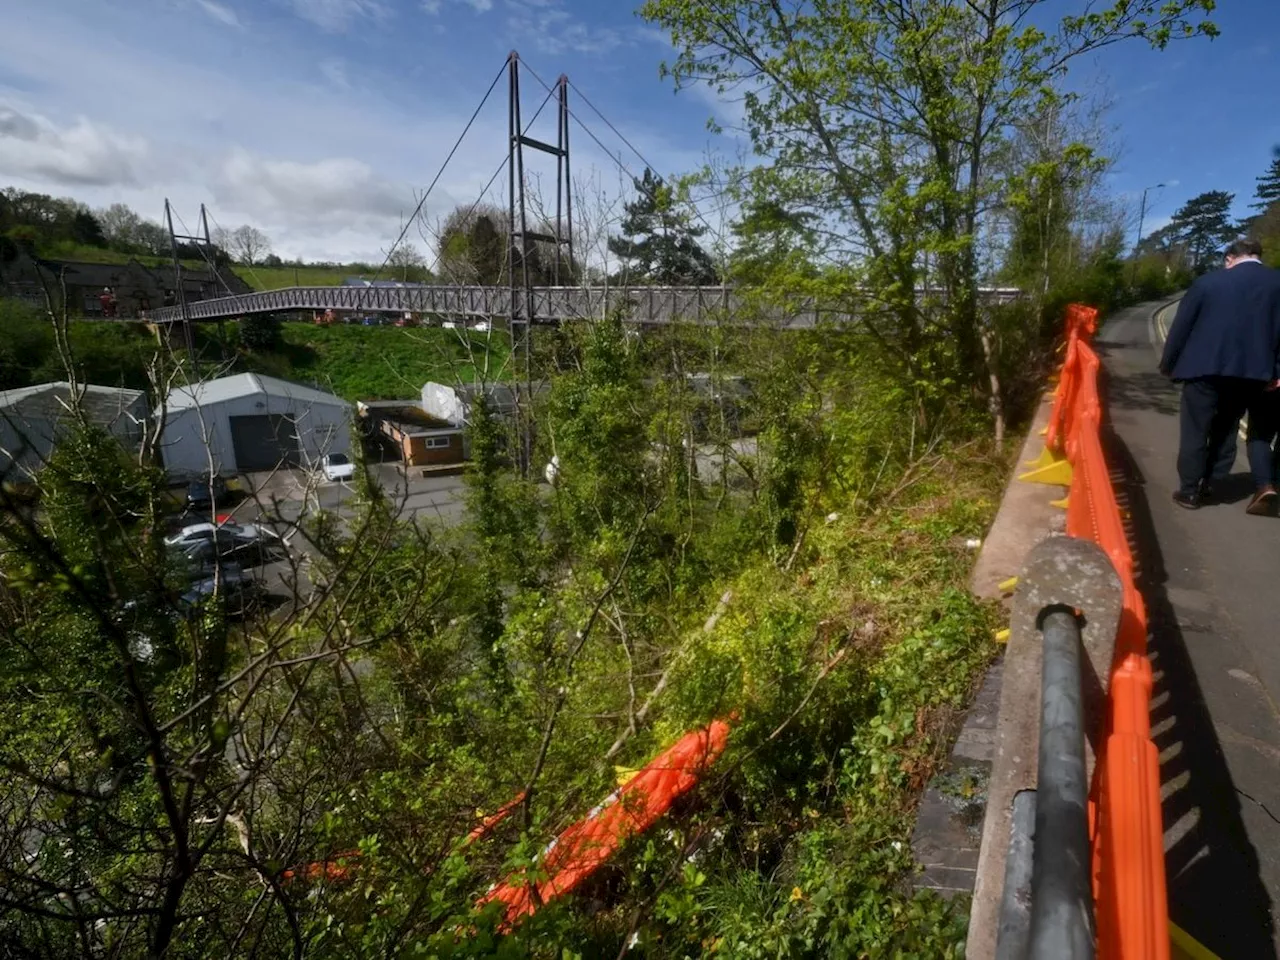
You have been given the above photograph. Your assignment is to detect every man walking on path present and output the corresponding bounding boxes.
[1160,239,1280,514]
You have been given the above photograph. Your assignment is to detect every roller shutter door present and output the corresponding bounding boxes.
[229,414,301,471]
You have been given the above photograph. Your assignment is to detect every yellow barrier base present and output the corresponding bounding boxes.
[1170,921,1220,960]
[1023,446,1060,470]
[1050,497,1069,510]
[1018,457,1073,486]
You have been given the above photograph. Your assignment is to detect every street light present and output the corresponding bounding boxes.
[1136,182,1166,252]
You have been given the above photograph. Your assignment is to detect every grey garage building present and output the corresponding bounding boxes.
[161,373,351,478]
[0,381,147,480]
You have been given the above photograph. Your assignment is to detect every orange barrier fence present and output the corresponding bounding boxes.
[280,720,731,934]
[477,719,731,929]
[1034,304,1168,959]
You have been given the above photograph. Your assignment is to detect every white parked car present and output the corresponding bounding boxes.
[165,520,284,549]
[320,453,356,482]
[165,522,221,547]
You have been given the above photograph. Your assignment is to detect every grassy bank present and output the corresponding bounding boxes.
[0,300,508,400]
[242,322,509,400]
[238,263,364,289]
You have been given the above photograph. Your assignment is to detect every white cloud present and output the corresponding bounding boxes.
[319,58,349,89]
[285,0,388,32]
[0,0,708,262]
[506,1,624,56]
[0,105,148,187]
[195,0,241,28]
[421,0,492,13]
[214,149,418,233]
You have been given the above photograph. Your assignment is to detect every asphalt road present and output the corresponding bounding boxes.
[1100,299,1280,957]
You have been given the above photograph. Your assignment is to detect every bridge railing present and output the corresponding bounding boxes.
[141,283,1026,327]
[992,304,1167,959]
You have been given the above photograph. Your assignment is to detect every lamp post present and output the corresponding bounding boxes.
[1136,182,1166,253]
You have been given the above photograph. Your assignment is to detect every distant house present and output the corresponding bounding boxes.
[357,400,464,468]
[160,373,351,479]
[342,278,427,289]
[0,252,250,318]
[421,381,549,428]
[0,381,148,480]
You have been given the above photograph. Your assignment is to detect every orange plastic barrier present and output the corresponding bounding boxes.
[1044,304,1169,959]
[280,721,729,921]
[465,790,528,846]
[477,719,730,929]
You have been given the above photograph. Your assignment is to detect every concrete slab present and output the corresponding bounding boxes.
[970,393,1068,601]
[914,396,1075,915]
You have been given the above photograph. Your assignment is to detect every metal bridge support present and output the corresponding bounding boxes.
[163,199,198,369]
[165,199,238,366]
[507,52,574,475]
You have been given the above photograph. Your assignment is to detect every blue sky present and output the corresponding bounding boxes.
[1089,2,1280,241]
[0,0,1274,263]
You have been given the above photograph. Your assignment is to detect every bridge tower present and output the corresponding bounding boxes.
[164,200,235,367]
[507,51,574,472]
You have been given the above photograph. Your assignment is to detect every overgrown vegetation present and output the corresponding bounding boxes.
[0,0,1221,955]
[0,310,1004,957]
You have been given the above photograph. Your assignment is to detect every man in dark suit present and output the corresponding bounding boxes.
[1160,239,1280,513]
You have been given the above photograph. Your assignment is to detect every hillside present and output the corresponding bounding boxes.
[31,243,368,292]
[33,241,210,276]
[239,321,509,399]
[0,299,507,401]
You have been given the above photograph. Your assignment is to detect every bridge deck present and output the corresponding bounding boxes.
[143,283,1024,326]
[1100,300,1280,957]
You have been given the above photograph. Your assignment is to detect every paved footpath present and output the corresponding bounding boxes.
[1100,301,1280,957]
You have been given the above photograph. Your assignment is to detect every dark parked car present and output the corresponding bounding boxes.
[185,475,229,513]
[167,526,282,574]
[180,565,263,618]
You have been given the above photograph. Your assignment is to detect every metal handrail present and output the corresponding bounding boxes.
[1030,607,1096,958]
[996,605,1098,960]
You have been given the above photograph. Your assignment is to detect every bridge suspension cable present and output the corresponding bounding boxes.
[196,204,264,294]
[371,58,510,285]
[520,61,726,261]
[421,81,559,284]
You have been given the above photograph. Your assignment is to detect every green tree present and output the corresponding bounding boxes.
[438,204,508,285]
[1169,190,1236,270]
[70,209,107,247]
[728,195,819,286]
[608,168,719,285]
[1252,153,1280,211]
[238,313,282,351]
[641,0,1216,439]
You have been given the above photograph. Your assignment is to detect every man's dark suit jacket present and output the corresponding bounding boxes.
[1160,260,1280,382]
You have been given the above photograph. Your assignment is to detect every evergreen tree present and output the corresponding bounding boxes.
[728,197,818,284]
[608,168,718,285]
[1253,153,1280,211]
[1169,190,1236,270]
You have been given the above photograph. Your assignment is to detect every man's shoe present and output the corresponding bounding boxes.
[1172,490,1202,510]
[1246,486,1278,516]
